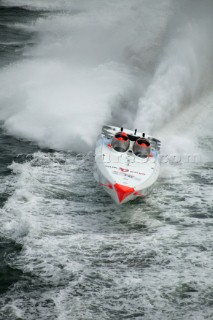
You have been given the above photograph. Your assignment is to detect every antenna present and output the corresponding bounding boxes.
[121,127,123,132]
[134,129,137,135]
[142,133,145,137]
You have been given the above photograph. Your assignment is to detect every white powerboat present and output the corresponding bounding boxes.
[94,125,161,204]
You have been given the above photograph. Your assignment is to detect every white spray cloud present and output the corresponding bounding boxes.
[0,0,171,151]
[134,0,213,136]
[1,0,212,153]
[1,60,135,151]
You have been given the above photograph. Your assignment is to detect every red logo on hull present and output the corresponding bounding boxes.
[114,183,135,202]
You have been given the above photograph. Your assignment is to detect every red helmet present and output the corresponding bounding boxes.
[114,132,129,141]
[136,138,150,147]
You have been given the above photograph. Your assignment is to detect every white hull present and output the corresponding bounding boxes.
[94,125,161,204]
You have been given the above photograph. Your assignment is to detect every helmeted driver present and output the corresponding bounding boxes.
[111,132,130,152]
[133,138,151,158]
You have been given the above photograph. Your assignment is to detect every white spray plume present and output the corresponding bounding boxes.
[134,0,213,135]
[0,0,212,152]
[0,0,170,151]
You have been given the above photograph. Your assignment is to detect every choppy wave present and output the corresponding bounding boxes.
[0,147,212,319]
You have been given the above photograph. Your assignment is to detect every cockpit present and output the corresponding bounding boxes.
[111,129,152,158]
[111,132,130,152]
[133,138,151,158]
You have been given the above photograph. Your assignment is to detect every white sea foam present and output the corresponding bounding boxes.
[1,150,212,320]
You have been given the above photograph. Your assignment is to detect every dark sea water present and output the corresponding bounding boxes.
[0,1,213,320]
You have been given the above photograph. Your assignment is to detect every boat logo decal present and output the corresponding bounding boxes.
[120,167,129,172]
[106,165,145,175]
[119,167,146,176]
